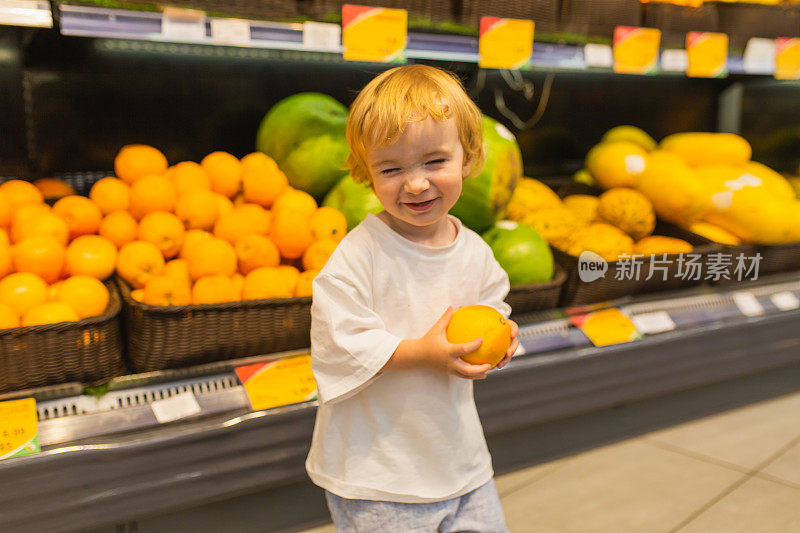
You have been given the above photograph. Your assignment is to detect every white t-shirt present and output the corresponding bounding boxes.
[305,214,511,503]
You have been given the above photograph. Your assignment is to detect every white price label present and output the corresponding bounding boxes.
[584,43,613,68]
[162,8,206,41]
[303,21,341,52]
[0,0,52,27]
[210,18,251,46]
[151,392,202,424]
[743,38,776,74]
[733,292,764,317]
[771,291,800,311]
[661,49,688,72]
[632,311,676,334]
[513,342,526,357]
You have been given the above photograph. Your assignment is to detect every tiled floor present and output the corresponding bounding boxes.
[300,389,800,532]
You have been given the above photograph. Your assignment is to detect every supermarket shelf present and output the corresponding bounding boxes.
[2,274,800,531]
[55,4,774,75]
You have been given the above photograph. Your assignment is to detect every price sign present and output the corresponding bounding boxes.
[733,291,764,317]
[661,49,688,72]
[162,7,206,41]
[613,26,661,75]
[687,32,728,78]
[584,43,613,68]
[151,392,202,424]
[236,355,317,411]
[571,308,641,347]
[771,291,800,311]
[775,38,800,80]
[743,38,776,75]
[0,398,39,460]
[342,4,406,63]
[632,311,676,335]
[478,17,534,70]
[303,21,341,52]
[210,18,251,46]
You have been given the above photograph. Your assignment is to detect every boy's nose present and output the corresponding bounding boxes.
[404,172,430,194]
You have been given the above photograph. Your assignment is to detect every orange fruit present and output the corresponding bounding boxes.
[202,151,242,198]
[272,188,317,217]
[310,207,347,242]
[22,301,79,326]
[0,303,19,329]
[0,180,44,207]
[302,238,338,271]
[138,211,185,259]
[0,191,12,228]
[47,281,63,301]
[90,177,130,215]
[235,204,271,235]
[445,305,512,368]
[57,275,110,319]
[144,275,191,306]
[12,211,68,248]
[180,229,213,260]
[166,161,211,195]
[114,144,168,184]
[186,237,237,281]
[235,234,280,274]
[130,289,145,302]
[0,244,12,279]
[295,269,319,297]
[53,195,103,239]
[213,210,256,244]
[175,189,220,230]
[33,178,75,200]
[215,193,234,216]
[12,236,66,284]
[241,153,288,208]
[243,266,297,300]
[270,210,313,259]
[164,258,192,288]
[116,240,165,289]
[65,235,117,280]
[99,211,138,248]
[0,272,48,315]
[129,174,177,220]
[192,275,239,304]
[11,204,52,242]
[232,192,247,207]
[231,273,244,299]
[0,229,7,248]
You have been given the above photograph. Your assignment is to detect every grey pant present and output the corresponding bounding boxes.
[324,479,509,533]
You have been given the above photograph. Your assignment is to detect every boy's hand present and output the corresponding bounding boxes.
[494,319,519,370]
[417,306,492,380]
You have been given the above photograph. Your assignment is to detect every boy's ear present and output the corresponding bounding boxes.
[461,156,473,178]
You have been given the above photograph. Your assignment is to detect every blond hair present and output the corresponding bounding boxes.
[346,64,485,185]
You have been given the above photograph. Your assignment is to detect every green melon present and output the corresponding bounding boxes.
[482,222,554,285]
[450,117,523,233]
[256,93,349,200]
[322,175,384,231]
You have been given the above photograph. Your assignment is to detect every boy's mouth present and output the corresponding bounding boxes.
[404,199,436,211]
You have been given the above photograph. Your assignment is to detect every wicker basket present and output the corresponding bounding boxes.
[714,2,800,50]
[0,281,126,393]
[505,264,567,315]
[561,0,642,40]
[642,3,719,48]
[116,277,312,372]
[460,0,560,34]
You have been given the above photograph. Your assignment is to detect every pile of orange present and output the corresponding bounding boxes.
[0,179,114,328]
[109,144,347,306]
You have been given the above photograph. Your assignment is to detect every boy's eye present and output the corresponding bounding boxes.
[380,168,400,175]
[426,159,447,166]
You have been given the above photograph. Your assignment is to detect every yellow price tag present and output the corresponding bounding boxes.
[775,38,800,80]
[236,355,317,411]
[342,4,407,63]
[687,31,728,78]
[478,17,534,70]
[0,398,40,460]
[613,26,661,75]
[571,308,641,347]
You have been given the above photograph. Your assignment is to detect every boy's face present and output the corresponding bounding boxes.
[367,116,470,236]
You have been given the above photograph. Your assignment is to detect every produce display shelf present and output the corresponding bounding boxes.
[55,3,773,75]
[0,0,52,28]
[2,273,800,532]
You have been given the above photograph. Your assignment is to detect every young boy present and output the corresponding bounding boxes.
[306,64,519,532]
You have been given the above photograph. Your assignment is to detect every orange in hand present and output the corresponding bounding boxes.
[445,305,511,368]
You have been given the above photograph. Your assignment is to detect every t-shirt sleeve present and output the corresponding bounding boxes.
[476,240,512,319]
[310,248,402,405]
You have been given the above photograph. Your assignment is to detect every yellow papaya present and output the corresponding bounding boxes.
[635,151,711,225]
[563,194,600,223]
[597,188,656,240]
[705,187,795,244]
[601,126,657,151]
[660,132,751,166]
[504,177,562,221]
[687,221,741,246]
[633,236,693,256]
[585,141,647,189]
[565,223,634,262]
[521,207,585,250]
[742,162,796,202]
